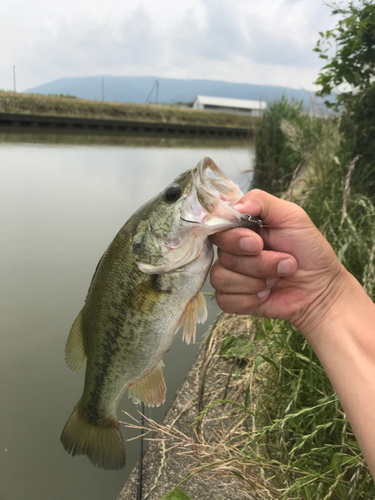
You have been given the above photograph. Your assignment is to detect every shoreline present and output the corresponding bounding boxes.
[0,112,253,139]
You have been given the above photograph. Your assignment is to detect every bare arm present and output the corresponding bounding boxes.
[210,189,375,475]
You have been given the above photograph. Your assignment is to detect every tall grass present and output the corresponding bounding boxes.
[252,97,326,196]
[240,320,374,498]
[241,107,375,497]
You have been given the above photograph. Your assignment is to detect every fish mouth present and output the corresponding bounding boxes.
[179,157,246,232]
[195,157,243,207]
[179,157,260,233]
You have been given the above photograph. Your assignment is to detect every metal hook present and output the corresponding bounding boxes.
[241,214,271,228]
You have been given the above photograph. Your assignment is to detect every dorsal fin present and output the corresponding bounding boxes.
[65,311,86,373]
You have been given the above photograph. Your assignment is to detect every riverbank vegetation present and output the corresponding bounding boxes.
[160,2,375,498]
[0,91,257,129]
[160,111,375,500]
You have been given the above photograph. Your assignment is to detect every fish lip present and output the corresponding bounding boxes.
[194,157,243,207]
[196,157,219,194]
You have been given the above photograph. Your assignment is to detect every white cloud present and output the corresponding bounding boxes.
[0,0,344,92]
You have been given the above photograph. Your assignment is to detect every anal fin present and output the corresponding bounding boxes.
[128,361,166,407]
[179,292,208,345]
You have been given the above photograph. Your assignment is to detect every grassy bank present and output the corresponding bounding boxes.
[0,91,258,129]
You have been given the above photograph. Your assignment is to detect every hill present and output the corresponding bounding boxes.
[24,76,318,107]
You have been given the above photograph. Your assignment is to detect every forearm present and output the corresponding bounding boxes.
[301,270,375,475]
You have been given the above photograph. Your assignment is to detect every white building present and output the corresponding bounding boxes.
[193,95,267,117]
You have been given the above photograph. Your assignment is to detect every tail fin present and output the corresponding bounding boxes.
[60,401,125,470]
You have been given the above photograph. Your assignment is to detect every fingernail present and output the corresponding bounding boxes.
[239,236,258,253]
[257,288,270,300]
[266,277,279,287]
[234,202,244,210]
[277,258,295,276]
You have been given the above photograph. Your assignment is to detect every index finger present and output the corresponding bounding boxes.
[209,227,264,255]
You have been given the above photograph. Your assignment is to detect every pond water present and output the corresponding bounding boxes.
[0,133,254,500]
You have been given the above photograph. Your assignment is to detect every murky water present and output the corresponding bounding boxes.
[0,132,254,500]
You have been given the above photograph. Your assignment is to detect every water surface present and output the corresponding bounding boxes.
[0,133,254,500]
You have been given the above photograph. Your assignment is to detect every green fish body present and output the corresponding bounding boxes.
[61,157,255,469]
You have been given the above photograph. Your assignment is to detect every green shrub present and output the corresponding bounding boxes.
[253,97,306,195]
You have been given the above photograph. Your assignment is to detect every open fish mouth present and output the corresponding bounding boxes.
[182,157,264,231]
[179,157,246,230]
[194,156,243,207]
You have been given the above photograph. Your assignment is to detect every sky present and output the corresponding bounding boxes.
[0,0,342,93]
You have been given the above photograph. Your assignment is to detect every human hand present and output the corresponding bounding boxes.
[209,189,351,338]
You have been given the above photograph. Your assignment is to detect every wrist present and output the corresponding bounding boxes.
[293,265,355,343]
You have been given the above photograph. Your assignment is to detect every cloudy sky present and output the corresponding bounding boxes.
[1,0,342,92]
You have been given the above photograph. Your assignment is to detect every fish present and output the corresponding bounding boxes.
[60,157,259,470]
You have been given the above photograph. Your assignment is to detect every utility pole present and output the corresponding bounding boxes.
[101,77,105,101]
[145,79,160,104]
[13,66,16,92]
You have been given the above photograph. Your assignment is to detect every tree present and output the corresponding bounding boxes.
[314,1,375,198]
[314,0,375,109]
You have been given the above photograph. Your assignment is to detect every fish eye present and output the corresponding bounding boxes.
[165,185,181,203]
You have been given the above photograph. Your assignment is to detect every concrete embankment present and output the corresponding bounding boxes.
[0,112,253,139]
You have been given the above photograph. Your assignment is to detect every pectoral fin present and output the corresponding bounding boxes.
[178,292,208,345]
[128,361,166,407]
[65,311,87,373]
[123,280,167,315]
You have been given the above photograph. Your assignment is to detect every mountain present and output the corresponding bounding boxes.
[25,76,321,107]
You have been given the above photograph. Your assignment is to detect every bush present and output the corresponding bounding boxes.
[252,97,325,196]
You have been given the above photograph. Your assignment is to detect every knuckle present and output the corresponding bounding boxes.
[210,264,226,291]
[231,255,250,276]
[220,252,241,272]
[250,188,262,198]
[215,291,230,312]
[216,293,242,315]
[257,257,269,277]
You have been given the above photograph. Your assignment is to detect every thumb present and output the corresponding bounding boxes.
[234,189,305,230]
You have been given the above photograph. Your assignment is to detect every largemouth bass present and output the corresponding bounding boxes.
[60,157,258,470]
